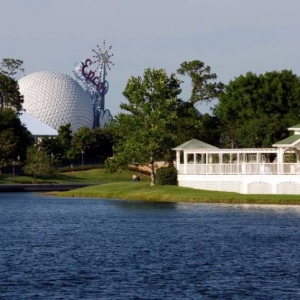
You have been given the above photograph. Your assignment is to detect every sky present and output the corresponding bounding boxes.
[1,0,300,116]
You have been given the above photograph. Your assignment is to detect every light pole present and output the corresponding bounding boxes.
[71,163,73,184]
[51,152,54,168]
[16,155,20,180]
[81,149,85,166]
[12,160,15,183]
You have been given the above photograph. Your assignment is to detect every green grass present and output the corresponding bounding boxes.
[3,168,300,204]
[0,168,143,184]
[56,180,300,205]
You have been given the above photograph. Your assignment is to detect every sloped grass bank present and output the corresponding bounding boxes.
[56,181,300,205]
[1,168,142,184]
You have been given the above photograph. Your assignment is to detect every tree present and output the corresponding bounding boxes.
[177,60,224,105]
[0,109,34,173]
[0,58,25,112]
[215,70,300,148]
[40,124,114,166]
[0,130,17,174]
[72,127,96,161]
[0,58,24,78]
[57,123,74,162]
[40,123,74,166]
[197,113,222,147]
[90,127,114,162]
[0,74,24,111]
[57,123,73,150]
[23,146,52,182]
[108,68,188,185]
[165,100,222,146]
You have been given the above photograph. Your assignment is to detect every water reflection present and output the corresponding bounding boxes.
[116,200,178,210]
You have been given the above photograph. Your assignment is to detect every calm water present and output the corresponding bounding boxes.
[1,194,300,299]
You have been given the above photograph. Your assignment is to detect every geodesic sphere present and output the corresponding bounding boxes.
[18,71,93,133]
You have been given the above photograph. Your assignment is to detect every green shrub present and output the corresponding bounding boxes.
[156,166,178,185]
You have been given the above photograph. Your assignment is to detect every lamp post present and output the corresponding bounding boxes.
[12,160,15,183]
[16,155,20,179]
[81,149,85,166]
[71,163,73,184]
[51,152,54,168]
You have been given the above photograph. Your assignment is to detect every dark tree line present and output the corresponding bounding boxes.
[40,124,114,167]
[215,70,300,148]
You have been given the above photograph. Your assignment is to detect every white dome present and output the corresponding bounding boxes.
[18,71,93,133]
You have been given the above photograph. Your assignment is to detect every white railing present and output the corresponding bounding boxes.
[178,163,300,175]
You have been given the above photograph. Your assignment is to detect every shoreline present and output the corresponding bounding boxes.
[3,181,300,205]
[0,183,95,193]
[52,182,300,205]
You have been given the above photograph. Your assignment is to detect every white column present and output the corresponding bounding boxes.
[184,152,187,174]
[176,151,180,171]
[277,148,284,174]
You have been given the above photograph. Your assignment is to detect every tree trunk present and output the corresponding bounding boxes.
[150,157,155,186]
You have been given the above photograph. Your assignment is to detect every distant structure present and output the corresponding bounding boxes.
[18,71,93,133]
[73,41,114,128]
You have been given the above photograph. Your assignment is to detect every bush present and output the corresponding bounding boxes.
[156,166,178,185]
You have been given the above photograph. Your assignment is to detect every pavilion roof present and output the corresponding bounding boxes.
[273,135,300,147]
[288,124,300,130]
[172,139,219,150]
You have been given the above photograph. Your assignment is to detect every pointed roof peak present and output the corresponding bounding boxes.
[173,139,219,150]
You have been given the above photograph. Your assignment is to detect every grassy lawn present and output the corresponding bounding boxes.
[55,174,300,205]
[2,167,300,204]
[0,168,142,184]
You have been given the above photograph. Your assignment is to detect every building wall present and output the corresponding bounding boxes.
[178,174,300,194]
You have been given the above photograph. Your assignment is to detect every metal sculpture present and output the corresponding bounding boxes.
[73,41,114,128]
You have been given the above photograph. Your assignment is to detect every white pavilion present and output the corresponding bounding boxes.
[173,125,300,194]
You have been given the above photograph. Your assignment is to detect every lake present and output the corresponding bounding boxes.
[1,193,300,299]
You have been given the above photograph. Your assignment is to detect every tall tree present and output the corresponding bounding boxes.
[40,123,75,166]
[73,127,96,159]
[0,58,25,112]
[215,70,300,147]
[0,74,24,111]
[0,130,17,174]
[91,127,114,162]
[57,123,74,161]
[0,109,34,173]
[0,58,24,78]
[108,68,191,185]
[177,60,224,105]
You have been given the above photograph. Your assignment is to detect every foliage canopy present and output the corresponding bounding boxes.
[110,68,190,184]
[0,74,24,111]
[0,58,24,78]
[177,60,224,105]
[215,70,300,147]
